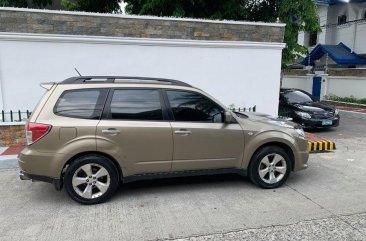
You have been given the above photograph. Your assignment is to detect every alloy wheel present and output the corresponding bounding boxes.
[72,163,110,199]
[258,153,287,184]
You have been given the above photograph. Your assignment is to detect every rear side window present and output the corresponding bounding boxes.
[108,89,163,120]
[54,89,107,119]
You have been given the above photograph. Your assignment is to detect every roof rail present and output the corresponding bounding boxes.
[60,76,192,87]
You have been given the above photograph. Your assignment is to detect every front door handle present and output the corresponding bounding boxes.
[174,130,192,136]
[102,128,120,136]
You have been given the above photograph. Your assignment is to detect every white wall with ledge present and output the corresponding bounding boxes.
[281,75,313,93]
[0,32,285,117]
[282,74,366,100]
[326,76,366,99]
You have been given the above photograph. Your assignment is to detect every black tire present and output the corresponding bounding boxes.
[248,146,292,189]
[64,154,119,205]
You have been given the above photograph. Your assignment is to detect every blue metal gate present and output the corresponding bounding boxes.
[312,76,322,99]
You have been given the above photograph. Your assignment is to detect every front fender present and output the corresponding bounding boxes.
[241,130,296,169]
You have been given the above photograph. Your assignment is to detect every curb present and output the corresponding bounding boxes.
[323,100,366,109]
[308,140,336,152]
[0,146,24,156]
[0,155,18,161]
[339,110,366,116]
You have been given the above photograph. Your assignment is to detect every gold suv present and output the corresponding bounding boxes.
[18,76,309,204]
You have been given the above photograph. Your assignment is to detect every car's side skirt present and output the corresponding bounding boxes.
[123,168,248,183]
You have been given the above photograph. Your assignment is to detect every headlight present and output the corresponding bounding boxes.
[334,109,339,115]
[295,128,306,139]
[295,111,311,119]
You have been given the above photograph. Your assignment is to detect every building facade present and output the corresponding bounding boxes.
[298,0,366,57]
[284,1,366,101]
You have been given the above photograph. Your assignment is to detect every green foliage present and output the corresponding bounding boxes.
[277,0,320,67]
[0,0,27,7]
[124,0,320,67]
[325,94,366,105]
[0,0,52,8]
[61,0,122,13]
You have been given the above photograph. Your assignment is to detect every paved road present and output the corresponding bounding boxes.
[308,110,366,140]
[0,111,365,241]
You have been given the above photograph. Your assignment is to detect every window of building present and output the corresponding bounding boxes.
[308,31,318,46]
[166,90,224,122]
[54,89,107,119]
[108,89,163,121]
[338,15,347,25]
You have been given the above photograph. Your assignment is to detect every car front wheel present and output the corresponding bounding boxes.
[249,146,292,189]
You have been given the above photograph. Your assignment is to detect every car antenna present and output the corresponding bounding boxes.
[74,68,82,76]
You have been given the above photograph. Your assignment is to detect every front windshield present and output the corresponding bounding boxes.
[283,90,313,104]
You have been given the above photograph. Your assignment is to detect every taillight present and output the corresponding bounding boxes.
[25,122,52,145]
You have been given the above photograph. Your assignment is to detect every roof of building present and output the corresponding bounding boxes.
[301,42,366,66]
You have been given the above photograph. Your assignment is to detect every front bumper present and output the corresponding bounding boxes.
[18,170,63,190]
[293,150,309,172]
[294,116,340,128]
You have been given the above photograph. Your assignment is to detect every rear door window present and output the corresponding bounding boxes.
[107,89,164,121]
[54,89,108,119]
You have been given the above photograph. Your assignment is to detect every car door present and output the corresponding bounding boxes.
[165,89,245,171]
[96,88,173,176]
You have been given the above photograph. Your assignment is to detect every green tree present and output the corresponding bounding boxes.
[124,0,320,67]
[0,0,28,7]
[0,0,52,8]
[61,0,122,13]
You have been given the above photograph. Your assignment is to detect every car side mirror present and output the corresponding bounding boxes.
[224,111,233,123]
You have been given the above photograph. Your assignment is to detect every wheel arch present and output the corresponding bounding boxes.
[245,141,295,172]
[61,151,123,180]
[253,142,294,168]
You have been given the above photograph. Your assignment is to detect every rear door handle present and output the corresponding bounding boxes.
[102,128,120,136]
[174,130,192,136]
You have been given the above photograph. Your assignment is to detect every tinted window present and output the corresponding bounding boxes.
[109,89,163,120]
[167,90,223,122]
[338,15,347,25]
[309,31,317,46]
[283,90,313,104]
[54,89,105,119]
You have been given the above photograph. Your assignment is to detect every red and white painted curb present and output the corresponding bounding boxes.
[0,146,24,160]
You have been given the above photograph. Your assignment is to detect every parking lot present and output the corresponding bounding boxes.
[1,111,366,241]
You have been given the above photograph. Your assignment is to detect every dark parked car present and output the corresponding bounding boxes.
[279,88,340,128]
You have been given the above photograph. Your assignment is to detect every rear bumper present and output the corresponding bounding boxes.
[18,170,62,190]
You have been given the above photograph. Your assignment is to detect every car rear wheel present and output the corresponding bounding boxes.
[249,146,292,189]
[64,155,119,205]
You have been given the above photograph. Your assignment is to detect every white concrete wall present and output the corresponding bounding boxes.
[326,76,366,99]
[354,21,366,55]
[281,75,313,93]
[317,5,329,46]
[282,74,366,99]
[297,31,305,46]
[0,33,285,117]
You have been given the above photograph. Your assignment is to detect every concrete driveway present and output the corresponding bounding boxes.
[0,112,366,241]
